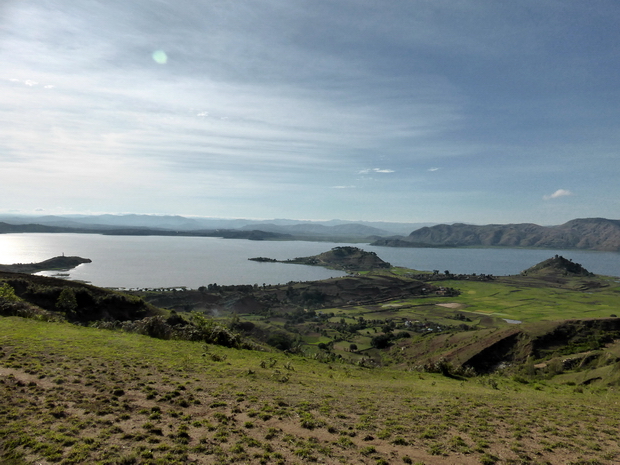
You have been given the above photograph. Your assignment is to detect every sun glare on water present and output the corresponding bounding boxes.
[0,236,29,264]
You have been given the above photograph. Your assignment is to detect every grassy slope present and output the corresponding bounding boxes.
[2,317,620,465]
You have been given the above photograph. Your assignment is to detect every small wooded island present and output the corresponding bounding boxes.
[0,256,91,273]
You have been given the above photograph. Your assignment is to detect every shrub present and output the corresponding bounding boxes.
[56,287,77,313]
[0,283,19,302]
[132,316,172,339]
[480,453,499,464]
[191,312,246,348]
[267,333,295,351]
[360,445,376,456]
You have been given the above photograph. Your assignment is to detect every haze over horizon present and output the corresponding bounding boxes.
[2,1,619,225]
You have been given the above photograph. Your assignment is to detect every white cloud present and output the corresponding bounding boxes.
[543,189,572,200]
[358,168,395,174]
[428,167,440,172]
[331,185,356,189]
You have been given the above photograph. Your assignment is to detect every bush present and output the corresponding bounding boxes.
[267,333,295,351]
[417,358,476,378]
[134,316,172,339]
[0,283,19,302]
[191,312,249,348]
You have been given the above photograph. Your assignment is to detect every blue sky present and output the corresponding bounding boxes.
[2,0,619,225]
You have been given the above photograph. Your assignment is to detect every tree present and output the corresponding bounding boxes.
[370,334,392,349]
[381,324,393,334]
[349,343,358,352]
[56,288,77,313]
[0,283,19,302]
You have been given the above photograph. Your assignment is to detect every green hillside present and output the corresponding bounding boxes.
[2,316,620,465]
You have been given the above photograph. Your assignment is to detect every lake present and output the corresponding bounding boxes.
[1,233,619,288]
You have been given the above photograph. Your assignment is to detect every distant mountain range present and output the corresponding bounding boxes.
[371,218,620,251]
[0,214,431,237]
[3,214,620,251]
[238,222,391,237]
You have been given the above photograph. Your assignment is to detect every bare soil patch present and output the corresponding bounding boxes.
[436,302,465,309]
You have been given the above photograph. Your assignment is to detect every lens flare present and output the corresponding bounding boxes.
[152,50,168,64]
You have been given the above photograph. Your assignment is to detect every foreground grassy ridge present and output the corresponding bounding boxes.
[2,317,620,464]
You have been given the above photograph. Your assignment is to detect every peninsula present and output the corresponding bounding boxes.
[0,256,92,273]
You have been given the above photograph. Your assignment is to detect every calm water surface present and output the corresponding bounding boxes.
[0,234,351,288]
[1,233,619,288]
[365,246,620,278]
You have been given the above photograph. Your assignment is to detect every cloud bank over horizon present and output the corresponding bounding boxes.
[2,1,620,224]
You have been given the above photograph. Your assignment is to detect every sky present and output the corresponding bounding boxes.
[2,0,620,225]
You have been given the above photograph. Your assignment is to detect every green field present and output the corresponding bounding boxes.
[438,278,620,322]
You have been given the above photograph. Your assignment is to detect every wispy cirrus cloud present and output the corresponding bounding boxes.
[428,167,440,172]
[543,189,572,200]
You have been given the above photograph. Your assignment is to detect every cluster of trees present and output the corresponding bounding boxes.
[0,278,149,323]
[198,283,258,293]
[370,330,411,349]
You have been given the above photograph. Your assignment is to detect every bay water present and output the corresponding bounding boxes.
[1,233,619,289]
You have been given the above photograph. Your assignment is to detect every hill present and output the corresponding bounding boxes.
[0,221,82,234]
[372,217,620,251]
[2,311,620,464]
[250,246,391,272]
[521,255,594,277]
